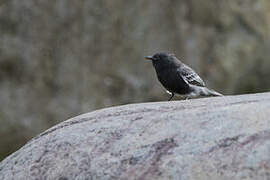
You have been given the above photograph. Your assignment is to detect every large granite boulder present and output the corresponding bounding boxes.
[1,92,270,179]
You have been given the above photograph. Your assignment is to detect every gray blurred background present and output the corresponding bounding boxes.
[1,0,270,161]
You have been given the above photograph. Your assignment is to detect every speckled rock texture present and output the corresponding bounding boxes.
[1,92,270,180]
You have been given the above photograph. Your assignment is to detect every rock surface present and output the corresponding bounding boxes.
[1,92,270,180]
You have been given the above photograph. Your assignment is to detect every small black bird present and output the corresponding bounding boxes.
[145,52,222,101]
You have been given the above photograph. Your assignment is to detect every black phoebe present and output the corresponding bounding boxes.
[145,52,223,101]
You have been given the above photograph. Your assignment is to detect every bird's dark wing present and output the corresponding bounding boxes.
[177,64,206,87]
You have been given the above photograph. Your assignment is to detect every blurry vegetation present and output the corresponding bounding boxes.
[1,0,270,160]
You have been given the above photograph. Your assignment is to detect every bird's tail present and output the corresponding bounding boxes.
[201,87,223,97]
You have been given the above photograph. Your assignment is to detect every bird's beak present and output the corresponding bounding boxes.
[144,56,153,60]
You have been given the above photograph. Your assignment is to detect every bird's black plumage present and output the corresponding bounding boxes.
[145,52,222,100]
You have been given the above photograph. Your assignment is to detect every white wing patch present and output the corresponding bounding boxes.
[177,66,206,87]
[166,90,172,95]
[185,72,205,86]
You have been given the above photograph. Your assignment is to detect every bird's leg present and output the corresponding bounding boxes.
[168,92,174,101]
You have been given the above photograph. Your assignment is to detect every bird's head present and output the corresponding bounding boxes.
[145,52,178,69]
[145,52,173,61]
